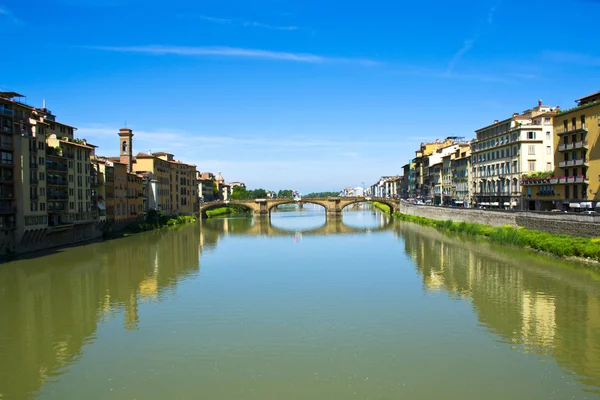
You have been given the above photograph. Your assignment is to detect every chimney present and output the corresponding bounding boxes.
[513,113,519,117]
[556,106,560,111]
[494,119,499,124]
[538,99,542,107]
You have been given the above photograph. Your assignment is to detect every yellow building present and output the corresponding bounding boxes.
[103,128,198,216]
[550,91,600,211]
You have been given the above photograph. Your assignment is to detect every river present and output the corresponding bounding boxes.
[1,205,599,399]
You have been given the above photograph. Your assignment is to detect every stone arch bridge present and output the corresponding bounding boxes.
[198,197,399,219]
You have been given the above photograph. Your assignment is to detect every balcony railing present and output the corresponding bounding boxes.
[47,179,68,186]
[48,195,68,201]
[0,205,16,213]
[557,125,588,135]
[45,163,68,172]
[0,159,13,166]
[0,107,13,117]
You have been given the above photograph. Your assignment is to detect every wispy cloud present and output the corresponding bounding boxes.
[542,51,600,66]
[197,15,232,24]
[182,14,297,31]
[0,5,21,24]
[85,45,379,66]
[394,64,536,83]
[242,21,298,31]
[447,5,496,74]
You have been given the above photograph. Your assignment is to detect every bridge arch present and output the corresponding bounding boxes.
[198,200,258,219]
[339,198,397,213]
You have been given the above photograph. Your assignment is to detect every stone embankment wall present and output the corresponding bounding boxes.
[397,203,600,238]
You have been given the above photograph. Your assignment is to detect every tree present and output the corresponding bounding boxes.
[230,185,252,200]
[277,189,294,198]
[251,188,268,199]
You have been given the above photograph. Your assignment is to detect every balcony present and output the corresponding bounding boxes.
[557,125,588,136]
[0,141,12,150]
[46,147,66,159]
[0,106,13,117]
[47,179,68,187]
[574,141,589,150]
[0,205,16,214]
[574,158,589,167]
[558,143,573,151]
[1,125,12,134]
[45,162,68,173]
[567,177,575,183]
[575,176,589,184]
[48,194,68,201]
[558,160,575,168]
[0,159,13,167]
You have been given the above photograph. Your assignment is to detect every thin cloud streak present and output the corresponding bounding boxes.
[0,5,21,24]
[447,5,496,73]
[197,15,231,24]
[542,51,600,66]
[184,14,298,31]
[242,21,298,31]
[85,45,380,66]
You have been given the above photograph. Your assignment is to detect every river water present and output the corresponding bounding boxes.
[1,205,600,400]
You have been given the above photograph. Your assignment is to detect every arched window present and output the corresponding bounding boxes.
[122,141,128,153]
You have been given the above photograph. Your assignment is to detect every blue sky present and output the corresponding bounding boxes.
[1,0,599,192]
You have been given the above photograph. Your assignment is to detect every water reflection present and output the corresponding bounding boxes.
[395,222,600,394]
[0,224,201,400]
[0,214,599,399]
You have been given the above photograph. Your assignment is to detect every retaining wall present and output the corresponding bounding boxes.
[397,203,600,238]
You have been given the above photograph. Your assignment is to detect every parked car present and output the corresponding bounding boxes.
[582,210,598,215]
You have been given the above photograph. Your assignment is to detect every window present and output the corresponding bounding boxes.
[529,161,536,172]
[546,162,552,171]
[546,146,551,155]
[544,118,551,125]
[546,132,551,140]
[565,185,570,199]
[528,145,535,155]
[527,132,536,140]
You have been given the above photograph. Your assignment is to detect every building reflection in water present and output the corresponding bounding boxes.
[1,216,599,398]
[0,223,201,400]
[395,222,600,394]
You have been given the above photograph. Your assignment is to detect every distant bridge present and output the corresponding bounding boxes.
[198,197,399,219]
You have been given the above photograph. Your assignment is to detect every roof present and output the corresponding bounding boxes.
[576,90,600,103]
[0,91,25,99]
[59,139,97,149]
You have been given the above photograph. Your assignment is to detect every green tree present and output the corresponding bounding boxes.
[277,189,294,198]
[230,185,252,200]
[251,188,268,199]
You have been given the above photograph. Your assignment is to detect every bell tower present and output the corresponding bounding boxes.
[118,128,134,172]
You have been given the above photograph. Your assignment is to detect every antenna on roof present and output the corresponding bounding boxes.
[42,99,46,109]
[124,120,127,127]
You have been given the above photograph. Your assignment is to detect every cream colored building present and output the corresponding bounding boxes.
[1,91,96,248]
[471,101,557,209]
[451,146,472,206]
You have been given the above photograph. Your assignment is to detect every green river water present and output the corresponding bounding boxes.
[1,205,599,399]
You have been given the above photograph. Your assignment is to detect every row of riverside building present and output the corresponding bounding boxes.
[361,91,600,212]
[0,91,239,253]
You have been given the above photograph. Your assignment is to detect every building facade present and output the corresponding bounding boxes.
[471,101,557,209]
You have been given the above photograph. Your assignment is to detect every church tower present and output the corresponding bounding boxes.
[118,128,134,172]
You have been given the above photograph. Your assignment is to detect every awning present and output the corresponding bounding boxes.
[503,202,510,206]
[481,202,489,206]
[97,202,106,211]
[491,202,499,206]
[511,202,518,206]
[580,202,593,208]
[455,201,464,204]
[569,203,581,208]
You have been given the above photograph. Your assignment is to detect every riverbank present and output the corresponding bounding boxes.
[372,202,391,214]
[206,206,251,218]
[105,215,197,239]
[393,212,600,262]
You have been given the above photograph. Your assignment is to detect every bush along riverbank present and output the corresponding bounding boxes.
[372,202,391,214]
[105,211,197,238]
[393,212,600,262]
[206,205,251,218]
